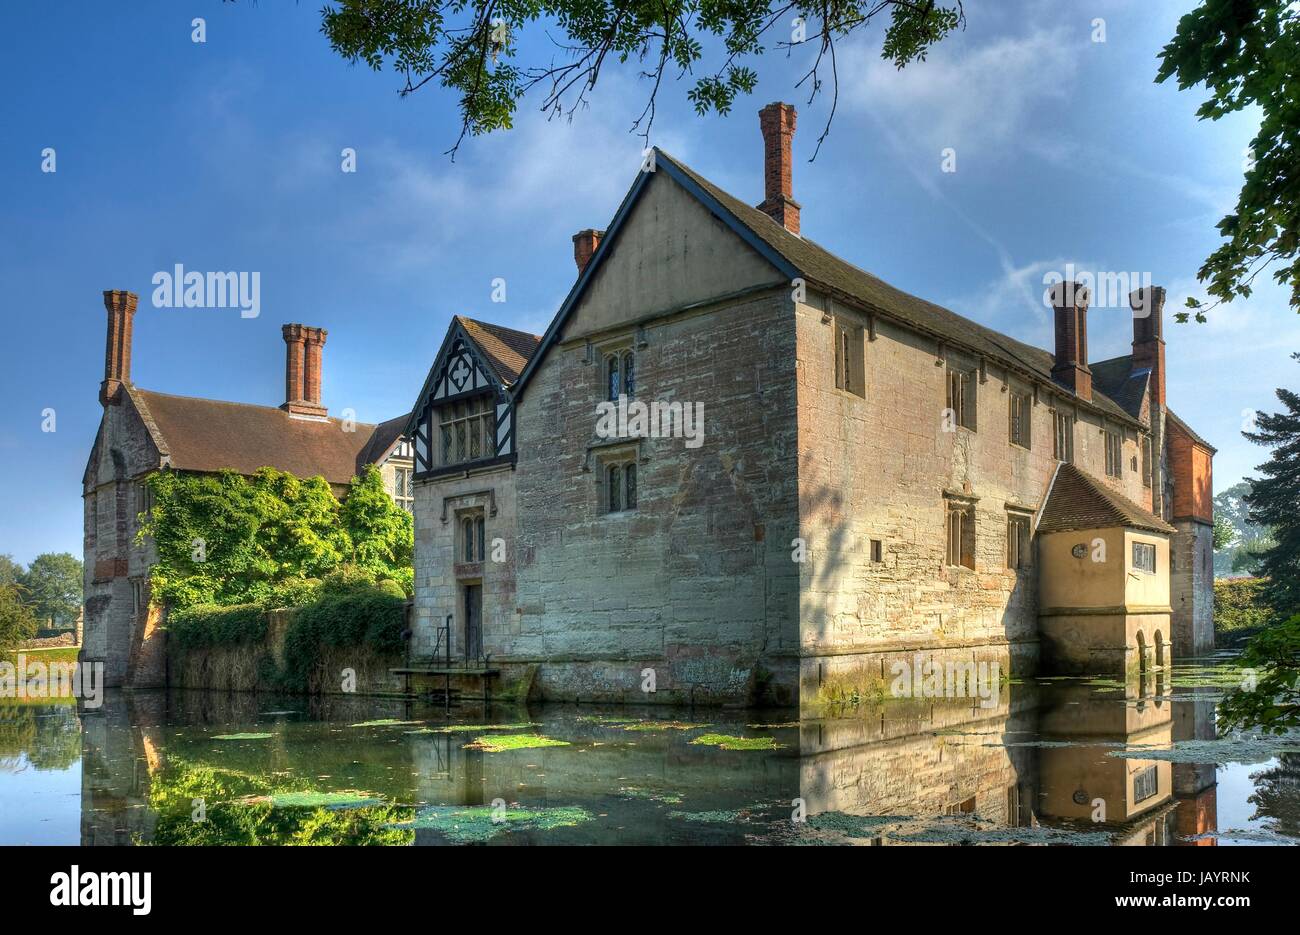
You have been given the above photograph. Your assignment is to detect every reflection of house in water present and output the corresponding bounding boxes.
[1033,682,1180,845]
[80,682,1221,846]
[79,693,165,846]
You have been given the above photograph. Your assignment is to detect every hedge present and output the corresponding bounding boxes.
[167,603,268,651]
[1215,578,1272,634]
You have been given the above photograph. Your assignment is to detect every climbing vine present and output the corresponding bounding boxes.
[140,465,413,612]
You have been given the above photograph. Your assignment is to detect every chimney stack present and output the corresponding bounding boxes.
[757,102,800,235]
[281,324,328,418]
[1130,285,1166,408]
[573,229,604,275]
[100,290,139,406]
[1049,281,1092,401]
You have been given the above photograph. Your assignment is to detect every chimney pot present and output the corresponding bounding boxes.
[281,323,328,418]
[757,102,801,235]
[1049,281,1092,401]
[573,229,604,275]
[100,290,139,406]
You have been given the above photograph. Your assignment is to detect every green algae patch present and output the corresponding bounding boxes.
[406,722,536,734]
[1107,735,1300,765]
[620,721,708,732]
[464,733,570,753]
[575,715,641,725]
[211,732,274,741]
[885,816,1112,846]
[398,804,591,843]
[617,786,684,805]
[747,721,799,729]
[670,808,746,823]
[348,719,424,728]
[689,733,782,751]
[248,791,387,810]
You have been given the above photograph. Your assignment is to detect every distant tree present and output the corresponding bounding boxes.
[0,554,22,589]
[1243,353,1300,615]
[316,0,965,156]
[19,553,82,628]
[1213,516,1235,551]
[1157,1,1300,320]
[0,585,38,649]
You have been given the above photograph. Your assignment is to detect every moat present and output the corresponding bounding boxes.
[3,655,1298,846]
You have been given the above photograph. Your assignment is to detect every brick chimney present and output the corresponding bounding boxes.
[1130,285,1166,408]
[757,102,800,235]
[100,290,139,406]
[1049,281,1092,401]
[573,229,604,275]
[281,324,328,418]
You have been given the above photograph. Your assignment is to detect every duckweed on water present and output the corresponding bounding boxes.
[620,721,708,732]
[670,808,747,823]
[398,804,592,843]
[348,719,424,728]
[464,734,570,753]
[211,733,275,741]
[1107,735,1300,764]
[405,722,536,734]
[689,733,782,751]
[618,786,684,804]
[249,791,387,810]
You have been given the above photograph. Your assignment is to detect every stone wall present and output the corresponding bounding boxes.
[167,608,405,695]
[81,389,163,689]
[508,288,802,705]
[1171,519,1215,657]
[411,468,518,661]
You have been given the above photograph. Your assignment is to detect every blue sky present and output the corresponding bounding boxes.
[0,0,1294,565]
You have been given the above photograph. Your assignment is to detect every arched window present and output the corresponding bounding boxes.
[607,464,622,513]
[624,463,637,510]
[606,355,621,401]
[475,516,486,562]
[622,351,635,399]
[462,517,475,562]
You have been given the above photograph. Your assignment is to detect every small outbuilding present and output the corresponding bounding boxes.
[1036,464,1177,677]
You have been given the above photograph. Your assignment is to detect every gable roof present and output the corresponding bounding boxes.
[1166,408,1217,453]
[402,316,542,438]
[356,414,412,472]
[129,387,401,487]
[1037,462,1175,535]
[1089,354,1150,420]
[456,316,541,385]
[511,147,1143,430]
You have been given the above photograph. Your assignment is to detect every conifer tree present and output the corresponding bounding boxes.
[1244,353,1300,615]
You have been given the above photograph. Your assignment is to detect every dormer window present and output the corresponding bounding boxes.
[438,395,496,467]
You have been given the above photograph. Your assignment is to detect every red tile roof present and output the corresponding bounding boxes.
[130,388,403,487]
[456,317,541,385]
[1038,463,1175,535]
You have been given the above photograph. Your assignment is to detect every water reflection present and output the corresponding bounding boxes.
[4,668,1298,845]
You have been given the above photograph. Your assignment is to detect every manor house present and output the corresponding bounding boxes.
[82,298,412,687]
[403,103,1215,707]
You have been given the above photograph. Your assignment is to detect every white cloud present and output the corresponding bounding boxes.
[845,26,1077,157]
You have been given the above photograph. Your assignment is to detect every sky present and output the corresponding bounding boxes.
[0,0,1294,566]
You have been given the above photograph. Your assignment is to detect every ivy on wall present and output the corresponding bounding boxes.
[140,464,413,612]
